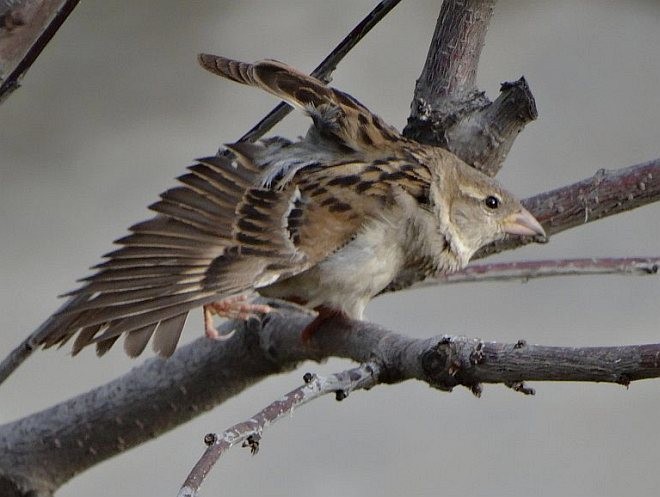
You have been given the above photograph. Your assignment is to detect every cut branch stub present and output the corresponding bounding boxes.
[444,77,538,176]
[420,336,487,393]
[403,0,537,177]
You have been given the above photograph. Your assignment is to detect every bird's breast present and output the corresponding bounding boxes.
[260,218,406,319]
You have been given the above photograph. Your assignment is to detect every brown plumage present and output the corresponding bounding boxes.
[36,55,545,357]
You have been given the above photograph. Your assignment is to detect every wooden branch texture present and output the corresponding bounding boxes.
[431,257,660,286]
[403,0,533,177]
[479,158,660,259]
[178,363,380,497]
[4,309,660,496]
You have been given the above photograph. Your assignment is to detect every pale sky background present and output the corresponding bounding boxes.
[1,1,659,496]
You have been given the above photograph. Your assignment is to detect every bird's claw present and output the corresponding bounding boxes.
[203,296,273,341]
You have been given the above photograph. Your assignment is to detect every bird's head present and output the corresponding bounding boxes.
[429,155,546,266]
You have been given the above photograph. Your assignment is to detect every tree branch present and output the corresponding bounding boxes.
[426,257,660,286]
[4,308,659,496]
[403,0,536,177]
[0,0,80,103]
[178,363,379,497]
[480,158,660,258]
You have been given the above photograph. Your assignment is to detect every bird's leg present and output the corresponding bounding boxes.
[203,295,272,341]
[300,305,350,343]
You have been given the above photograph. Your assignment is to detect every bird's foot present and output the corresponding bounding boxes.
[204,296,272,341]
[301,306,349,343]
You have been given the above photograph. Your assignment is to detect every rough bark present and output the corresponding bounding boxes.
[479,158,660,258]
[3,309,660,496]
[403,0,535,177]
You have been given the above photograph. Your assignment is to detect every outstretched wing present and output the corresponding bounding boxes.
[37,153,308,357]
[198,54,403,154]
[37,152,411,358]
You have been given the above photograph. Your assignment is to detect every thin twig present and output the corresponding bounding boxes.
[0,0,81,103]
[421,257,660,286]
[178,363,379,497]
[236,0,402,144]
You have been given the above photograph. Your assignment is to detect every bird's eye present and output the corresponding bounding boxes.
[484,195,500,209]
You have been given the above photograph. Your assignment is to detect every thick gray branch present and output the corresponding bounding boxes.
[410,0,494,101]
[3,309,660,496]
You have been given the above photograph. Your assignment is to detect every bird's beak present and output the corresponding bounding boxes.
[503,208,546,237]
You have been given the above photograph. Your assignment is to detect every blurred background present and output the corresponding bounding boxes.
[1,1,659,496]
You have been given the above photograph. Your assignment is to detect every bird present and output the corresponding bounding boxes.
[35,54,546,358]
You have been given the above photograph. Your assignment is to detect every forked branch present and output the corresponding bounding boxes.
[178,315,660,495]
[4,309,660,497]
[178,363,379,497]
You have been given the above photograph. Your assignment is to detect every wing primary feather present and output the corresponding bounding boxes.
[77,265,207,283]
[96,335,120,357]
[88,294,220,339]
[71,324,103,355]
[58,290,217,328]
[152,313,188,357]
[62,275,199,297]
[124,323,158,358]
[92,256,213,270]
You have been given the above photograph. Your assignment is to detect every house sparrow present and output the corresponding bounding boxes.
[37,55,545,357]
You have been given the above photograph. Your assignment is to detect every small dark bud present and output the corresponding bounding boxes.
[204,433,217,446]
[514,339,527,349]
[303,372,314,384]
[335,390,348,401]
[470,341,485,364]
[243,434,261,455]
[505,381,536,396]
[617,374,631,388]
